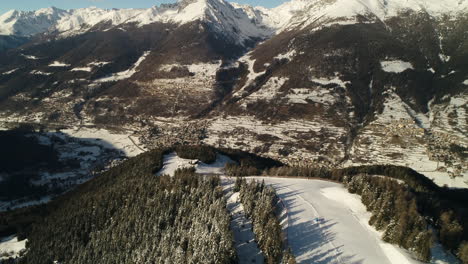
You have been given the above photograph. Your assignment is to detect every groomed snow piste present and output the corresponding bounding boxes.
[247,177,454,264]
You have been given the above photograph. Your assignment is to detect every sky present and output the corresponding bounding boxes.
[0,0,288,16]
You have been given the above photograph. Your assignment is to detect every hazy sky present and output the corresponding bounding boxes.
[0,0,287,16]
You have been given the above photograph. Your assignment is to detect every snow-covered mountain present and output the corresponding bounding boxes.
[0,0,467,189]
[281,0,468,30]
[0,7,67,36]
[1,0,467,38]
[238,0,468,32]
[0,0,273,44]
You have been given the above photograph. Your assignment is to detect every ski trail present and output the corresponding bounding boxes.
[281,185,345,264]
[250,177,404,264]
[222,178,264,264]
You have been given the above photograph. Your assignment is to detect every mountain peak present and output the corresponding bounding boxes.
[1,0,467,39]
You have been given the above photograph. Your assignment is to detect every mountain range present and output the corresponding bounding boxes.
[0,0,467,188]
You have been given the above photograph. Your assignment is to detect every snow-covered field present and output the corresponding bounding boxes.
[0,236,27,260]
[62,127,146,157]
[0,125,141,212]
[248,177,428,264]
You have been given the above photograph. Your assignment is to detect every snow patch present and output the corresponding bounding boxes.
[95,51,150,83]
[87,61,110,67]
[375,90,430,129]
[30,70,52,76]
[311,76,350,88]
[1,68,18,75]
[233,54,267,97]
[0,236,27,260]
[286,88,337,105]
[21,54,39,60]
[49,61,70,67]
[275,49,296,61]
[244,76,288,102]
[439,54,451,62]
[71,67,92,72]
[156,152,195,176]
[381,60,414,73]
[160,61,221,77]
[156,152,233,176]
[62,127,146,157]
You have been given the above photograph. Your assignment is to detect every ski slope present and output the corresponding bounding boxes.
[249,177,423,264]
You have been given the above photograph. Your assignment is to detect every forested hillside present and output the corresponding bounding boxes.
[6,149,236,264]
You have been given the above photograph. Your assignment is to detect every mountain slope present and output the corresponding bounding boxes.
[16,149,237,264]
[200,0,468,185]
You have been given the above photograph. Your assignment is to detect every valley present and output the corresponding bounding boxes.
[0,0,467,262]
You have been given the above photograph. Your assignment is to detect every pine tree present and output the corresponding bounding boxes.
[458,242,468,264]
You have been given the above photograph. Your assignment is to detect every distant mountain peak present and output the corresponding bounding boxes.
[0,0,467,38]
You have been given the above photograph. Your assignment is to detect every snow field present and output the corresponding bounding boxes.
[380,60,414,73]
[242,76,288,103]
[62,127,146,157]
[233,55,266,97]
[0,236,27,260]
[250,177,423,264]
[156,152,233,176]
[286,88,338,105]
[95,51,150,83]
[159,61,221,79]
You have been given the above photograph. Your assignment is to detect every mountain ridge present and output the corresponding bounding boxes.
[0,0,466,188]
[2,0,468,38]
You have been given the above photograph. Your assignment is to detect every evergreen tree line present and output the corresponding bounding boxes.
[225,163,262,177]
[265,165,440,193]
[237,178,295,264]
[344,175,433,261]
[174,145,217,164]
[3,149,237,264]
[219,148,283,171]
